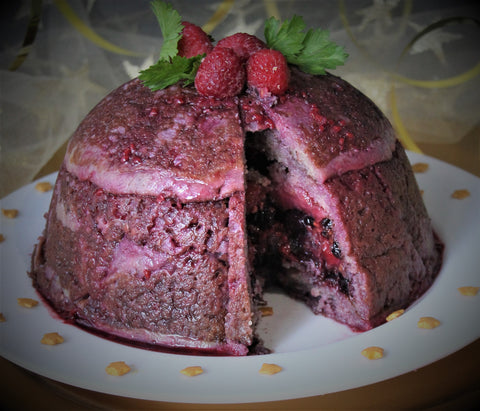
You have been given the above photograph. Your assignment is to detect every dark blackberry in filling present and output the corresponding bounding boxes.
[331,241,342,259]
[323,270,350,296]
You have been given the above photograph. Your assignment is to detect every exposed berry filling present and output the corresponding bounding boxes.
[245,131,348,297]
[246,194,349,296]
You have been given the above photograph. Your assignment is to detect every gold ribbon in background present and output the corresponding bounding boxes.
[53,0,144,57]
[201,0,235,34]
[395,16,480,89]
[339,0,422,152]
[53,0,279,45]
[53,0,237,55]
[339,0,480,153]
[263,0,281,20]
[8,0,43,71]
[393,16,480,153]
[9,0,282,69]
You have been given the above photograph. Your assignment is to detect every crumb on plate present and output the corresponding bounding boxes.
[0,313,6,322]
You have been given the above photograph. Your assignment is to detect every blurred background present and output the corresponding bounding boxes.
[1,0,479,197]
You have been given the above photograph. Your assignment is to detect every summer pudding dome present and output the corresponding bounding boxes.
[30,2,443,355]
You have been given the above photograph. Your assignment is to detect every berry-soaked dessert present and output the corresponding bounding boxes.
[30,1,443,355]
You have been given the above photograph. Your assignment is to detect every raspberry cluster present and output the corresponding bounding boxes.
[179,23,290,99]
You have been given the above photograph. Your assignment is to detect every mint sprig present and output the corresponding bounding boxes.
[150,0,183,61]
[264,15,306,60]
[140,1,200,91]
[140,55,203,91]
[140,2,349,92]
[265,15,348,75]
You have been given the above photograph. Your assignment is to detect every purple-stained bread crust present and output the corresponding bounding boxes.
[65,81,244,202]
[30,67,443,354]
[32,166,252,355]
[266,67,396,182]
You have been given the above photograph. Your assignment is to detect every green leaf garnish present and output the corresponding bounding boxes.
[265,15,348,75]
[139,55,203,91]
[264,15,306,60]
[151,0,183,61]
[140,3,348,92]
[140,1,202,91]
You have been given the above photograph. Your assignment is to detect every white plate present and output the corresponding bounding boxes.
[1,152,479,404]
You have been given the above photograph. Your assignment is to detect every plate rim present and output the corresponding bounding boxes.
[1,151,480,404]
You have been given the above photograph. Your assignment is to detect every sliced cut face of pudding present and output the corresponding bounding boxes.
[248,139,442,331]
[245,68,443,331]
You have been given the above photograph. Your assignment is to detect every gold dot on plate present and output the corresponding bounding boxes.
[386,309,405,322]
[361,346,384,360]
[259,306,274,316]
[451,189,470,199]
[41,332,64,345]
[259,363,283,375]
[412,162,429,173]
[2,208,19,218]
[105,361,131,376]
[457,286,479,296]
[35,181,53,192]
[417,316,441,329]
[180,366,204,377]
[17,298,39,308]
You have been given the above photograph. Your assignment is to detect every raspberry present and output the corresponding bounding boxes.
[216,33,266,61]
[195,47,246,98]
[177,21,213,58]
[247,49,290,96]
